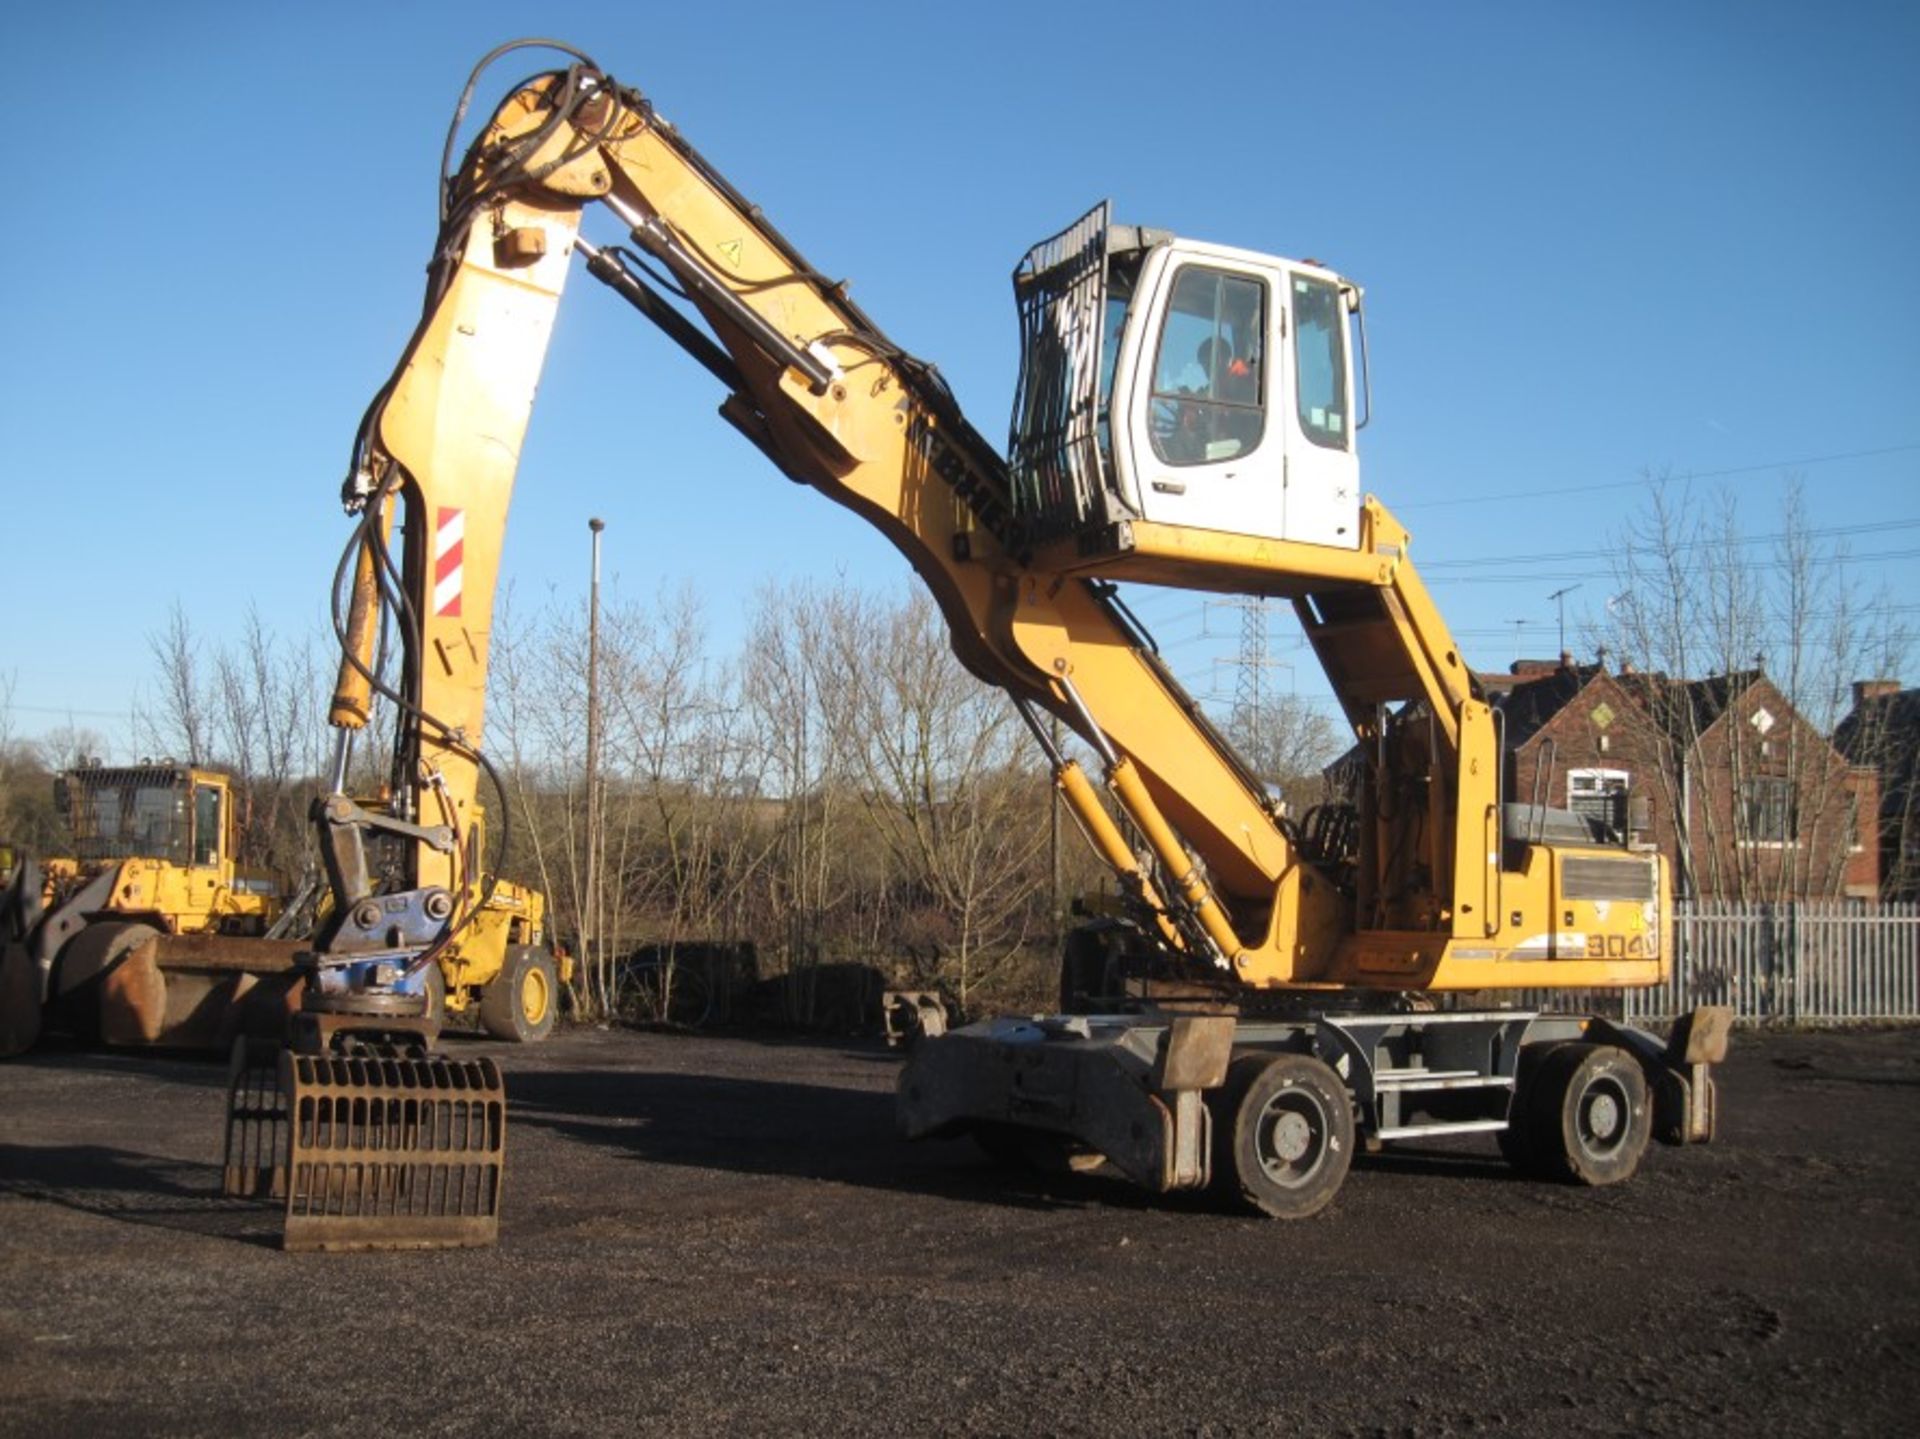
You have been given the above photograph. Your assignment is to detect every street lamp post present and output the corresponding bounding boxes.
[585,517,605,1013]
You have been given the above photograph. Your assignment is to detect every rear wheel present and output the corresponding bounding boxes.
[0,938,42,1056]
[1523,1042,1650,1186]
[479,945,558,1043]
[1209,1052,1355,1219]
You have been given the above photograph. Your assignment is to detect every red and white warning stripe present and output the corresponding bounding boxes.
[434,506,464,618]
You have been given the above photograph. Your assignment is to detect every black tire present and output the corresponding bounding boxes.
[479,945,558,1043]
[1497,1042,1564,1175]
[0,938,43,1057]
[1524,1042,1651,1186]
[1209,1052,1355,1219]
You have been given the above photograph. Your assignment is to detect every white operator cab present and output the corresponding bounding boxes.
[1007,203,1369,557]
[1108,241,1363,548]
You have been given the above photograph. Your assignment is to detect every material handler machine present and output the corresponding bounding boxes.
[227,41,1726,1248]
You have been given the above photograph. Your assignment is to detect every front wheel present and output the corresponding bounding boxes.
[479,945,558,1043]
[1209,1053,1355,1219]
[1522,1042,1651,1186]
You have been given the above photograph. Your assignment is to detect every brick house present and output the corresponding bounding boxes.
[1481,658,1673,853]
[1835,680,1920,900]
[1487,658,1877,901]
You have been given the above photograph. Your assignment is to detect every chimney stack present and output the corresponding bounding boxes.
[1853,678,1902,708]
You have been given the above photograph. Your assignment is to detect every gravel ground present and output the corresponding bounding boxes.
[2,1023,1917,1437]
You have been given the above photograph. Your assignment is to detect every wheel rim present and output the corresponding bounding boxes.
[1576,1074,1630,1156]
[520,965,551,1026]
[1254,1087,1328,1188]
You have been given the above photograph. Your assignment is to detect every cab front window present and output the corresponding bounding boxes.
[1148,266,1266,467]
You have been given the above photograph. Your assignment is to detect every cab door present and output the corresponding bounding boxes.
[190,780,227,911]
[1120,247,1361,551]
[1276,270,1361,549]
[1122,250,1285,538]
[191,782,224,871]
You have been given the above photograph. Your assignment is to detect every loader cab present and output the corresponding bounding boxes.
[59,764,230,875]
[1009,202,1367,555]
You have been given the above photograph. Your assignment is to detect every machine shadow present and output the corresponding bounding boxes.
[6,1039,234,1093]
[506,1066,1548,1210]
[1352,1143,1528,1185]
[0,1142,282,1247]
[505,1067,1172,1216]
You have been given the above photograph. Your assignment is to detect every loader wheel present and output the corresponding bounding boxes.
[0,939,42,1057]
[1523,1042,1650,1187]
[1210,1053,1354,1220]
[480,945,557,1043]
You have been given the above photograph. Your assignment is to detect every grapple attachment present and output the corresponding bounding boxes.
[223,1034,506,1251]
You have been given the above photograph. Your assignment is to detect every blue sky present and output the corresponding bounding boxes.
[1,1,1915,757]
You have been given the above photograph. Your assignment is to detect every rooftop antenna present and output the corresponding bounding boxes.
[1547,583,1583,656]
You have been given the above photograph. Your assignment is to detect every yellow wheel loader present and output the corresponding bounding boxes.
[0,764,561,1057]
[222,40,1726,1249]
[0,764,305,1055]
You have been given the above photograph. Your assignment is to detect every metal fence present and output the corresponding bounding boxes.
[1534,901,1920,1025]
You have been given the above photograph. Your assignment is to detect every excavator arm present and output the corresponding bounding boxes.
[316,52,1328,994]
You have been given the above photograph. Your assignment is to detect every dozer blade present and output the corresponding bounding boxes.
[223,1038,506,1251]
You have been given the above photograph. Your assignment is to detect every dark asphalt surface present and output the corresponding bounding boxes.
[3,1023,1917,1436]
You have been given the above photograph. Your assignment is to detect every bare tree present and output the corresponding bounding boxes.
[740,579,864,1022]
[820,584,1050,1007]
[0,673,64,856]
[1224,692,1343,810]
[142,602,211,766]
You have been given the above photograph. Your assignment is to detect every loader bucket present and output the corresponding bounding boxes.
[223,1037,506,1251]
[100,934,305,1051]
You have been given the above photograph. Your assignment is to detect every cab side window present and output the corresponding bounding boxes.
[193,785,221,867]
[1290,273,1349,450]
[1148,267,1265,467]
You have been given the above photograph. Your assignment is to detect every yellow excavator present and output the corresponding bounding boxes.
[224,40,1726,1249]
